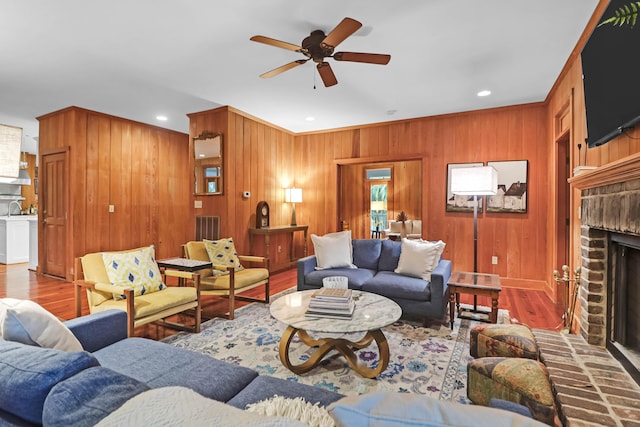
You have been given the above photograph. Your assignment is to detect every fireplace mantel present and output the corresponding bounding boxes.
[569,152,640,190]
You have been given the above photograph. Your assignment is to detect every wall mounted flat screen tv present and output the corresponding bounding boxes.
[581,0,640,148]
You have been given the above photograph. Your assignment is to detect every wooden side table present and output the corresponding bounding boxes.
[248,225,308,265]
[448,271,502,329]
[156,257,212,286]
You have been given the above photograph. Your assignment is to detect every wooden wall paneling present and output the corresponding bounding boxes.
[238,117,252,248]
[108,120,126,250]
[128,124,145,250]
[274,127,285,230]
[69,110,87,275]
[38,107,190,279]
[340,163,364,238]
[294,104,550,289]
[85,114,111,253]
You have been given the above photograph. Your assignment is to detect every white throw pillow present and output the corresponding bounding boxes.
[328,391,548,427]
[394,239,446,281]
[311,230,356,270]
[0,298,83,351]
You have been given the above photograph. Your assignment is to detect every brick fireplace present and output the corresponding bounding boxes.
[570,153,640,364]
[546,154,640,426]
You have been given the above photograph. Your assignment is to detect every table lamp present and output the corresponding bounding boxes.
[285,187,303,226]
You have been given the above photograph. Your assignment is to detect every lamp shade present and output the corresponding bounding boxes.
[285,187,303,203]
[370,200,387,211]
[451,166,498,195]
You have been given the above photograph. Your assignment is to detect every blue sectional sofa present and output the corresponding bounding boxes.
[0,310,342,426]
[0,304,547,426]
[297,238,452,323]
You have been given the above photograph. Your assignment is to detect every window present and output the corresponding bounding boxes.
[368,168,391,231]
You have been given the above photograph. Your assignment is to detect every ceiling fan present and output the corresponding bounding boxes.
[250,17,391,87]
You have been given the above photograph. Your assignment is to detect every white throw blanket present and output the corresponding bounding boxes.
[95,387,309,427]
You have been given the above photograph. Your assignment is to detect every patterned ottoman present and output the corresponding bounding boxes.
[470,323,538,359]
[467,357,557,426]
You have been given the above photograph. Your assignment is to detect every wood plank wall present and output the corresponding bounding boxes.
[545,0,640,328]
[37,107,192,280]
[294,106,549,289]
[187,107,299,271]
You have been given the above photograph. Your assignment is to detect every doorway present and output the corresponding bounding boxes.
[41,151,68,278]
[555,132,570,281]
[369,168,391,236]
[338,160,421,238]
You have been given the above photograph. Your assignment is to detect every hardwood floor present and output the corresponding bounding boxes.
[0,263,565,339]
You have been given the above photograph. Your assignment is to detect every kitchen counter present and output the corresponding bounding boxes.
[0,215,38,221]
[0,215,37,264]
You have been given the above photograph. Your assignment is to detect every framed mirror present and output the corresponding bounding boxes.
[194,131,223,195]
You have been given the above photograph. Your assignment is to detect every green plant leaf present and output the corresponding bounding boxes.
[598,1,640,28]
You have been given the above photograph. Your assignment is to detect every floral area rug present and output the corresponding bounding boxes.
[162,293,508,404]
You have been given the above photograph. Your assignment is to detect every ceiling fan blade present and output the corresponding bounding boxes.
[333,52,391,65]
[321,17,362,49]
[250,35,302,52]
[259,60,308,79]
[317,62,338,87]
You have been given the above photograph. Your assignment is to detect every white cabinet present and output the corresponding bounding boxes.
[0,216,35,264]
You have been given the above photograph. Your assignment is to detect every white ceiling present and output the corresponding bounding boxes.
[1,0,599,153]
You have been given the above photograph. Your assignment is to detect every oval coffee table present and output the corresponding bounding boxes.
[270,289,402,378]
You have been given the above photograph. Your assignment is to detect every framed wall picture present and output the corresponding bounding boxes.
[446,162,484,212]
[486,160,528,213]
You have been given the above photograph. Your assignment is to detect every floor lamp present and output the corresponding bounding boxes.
[450,166,498,273]
[285,187,302,226]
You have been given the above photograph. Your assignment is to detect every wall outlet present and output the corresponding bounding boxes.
[108,204,115,213]
[491,256,498,265]
[194,200,203,209]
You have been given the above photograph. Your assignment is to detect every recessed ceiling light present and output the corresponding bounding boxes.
[305,116,315,121]
[156,115,168,121]
[477,90,491,97]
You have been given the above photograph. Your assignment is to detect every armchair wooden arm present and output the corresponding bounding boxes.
[182,240,270,320]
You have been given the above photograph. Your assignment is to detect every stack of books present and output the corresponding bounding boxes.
[305,287,355,319]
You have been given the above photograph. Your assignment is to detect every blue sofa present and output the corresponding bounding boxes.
[0,310,342,426]
[297,239,452,323]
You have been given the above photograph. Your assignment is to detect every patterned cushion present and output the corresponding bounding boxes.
[470,324,538,359]
[101,245,166,299]
[467,357,557,426]
[203,238,244,274]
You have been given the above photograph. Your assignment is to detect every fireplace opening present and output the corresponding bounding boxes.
[607,232,640,385]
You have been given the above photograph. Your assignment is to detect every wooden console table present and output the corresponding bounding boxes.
[248,225,308,265]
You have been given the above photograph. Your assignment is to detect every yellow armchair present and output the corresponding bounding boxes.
[183,240,269,320]
[73,246,201,337]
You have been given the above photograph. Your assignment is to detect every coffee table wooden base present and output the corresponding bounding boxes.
[279,326,390,379]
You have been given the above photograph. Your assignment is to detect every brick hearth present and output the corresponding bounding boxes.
[534,329,640,426]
